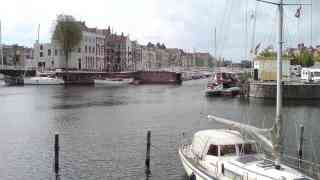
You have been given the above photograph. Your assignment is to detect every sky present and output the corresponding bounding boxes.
[0,0,319,61]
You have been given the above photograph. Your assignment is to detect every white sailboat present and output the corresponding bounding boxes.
[179,0,315,179]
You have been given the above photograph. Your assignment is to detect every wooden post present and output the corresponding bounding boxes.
[298,125,304,169]
[54,133,60,180]
[145,131,151,177]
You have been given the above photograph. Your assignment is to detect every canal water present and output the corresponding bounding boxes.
[0,79,319,180]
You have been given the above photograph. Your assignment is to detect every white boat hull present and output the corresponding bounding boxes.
[179,146,217,180]
[24,77,64,85]
[94,78,132,86]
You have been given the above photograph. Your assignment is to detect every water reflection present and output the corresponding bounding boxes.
[0,80,319,179]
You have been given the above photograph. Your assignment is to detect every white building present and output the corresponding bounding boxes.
[34,22,105,72]
[253,59,290,81]
[141,46,156,70]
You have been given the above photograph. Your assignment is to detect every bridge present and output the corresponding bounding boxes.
[0,65,36,77]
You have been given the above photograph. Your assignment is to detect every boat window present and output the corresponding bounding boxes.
[207,144,218,156]
[220,145,236,156]
[238,143,257,155]
[314,71,320,77]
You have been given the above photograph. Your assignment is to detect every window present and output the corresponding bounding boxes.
[93,47,95,54]
[85,46,87,53]
[40,52,43,57]
[40,45,43,50]
[207,145,218,156]
[55,49,58,56]
[78,48,81,53]
[48,49,51,56]
[238,144,257,155]
[89,46,91,53]
[314,71,320,77]
[220,145,236,156]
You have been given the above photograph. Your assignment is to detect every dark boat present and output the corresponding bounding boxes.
[206,72,240,97]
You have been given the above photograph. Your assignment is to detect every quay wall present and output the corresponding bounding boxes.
[249,81,320,99]
[56,71,181,85]
[133,71,182,84]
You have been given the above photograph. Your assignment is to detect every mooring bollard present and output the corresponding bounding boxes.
[54,133,60,180]
[298,125,304,169]
[145,131,151,177]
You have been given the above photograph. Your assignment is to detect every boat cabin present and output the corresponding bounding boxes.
[301,68,320,82]
[212,72,238,83]
[191,129,257,159]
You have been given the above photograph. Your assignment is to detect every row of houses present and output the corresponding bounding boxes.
[0,22,215,72]
[0,44,34,67]
[32,22,215,72]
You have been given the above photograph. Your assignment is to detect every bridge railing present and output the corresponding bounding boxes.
[0,65,37,71]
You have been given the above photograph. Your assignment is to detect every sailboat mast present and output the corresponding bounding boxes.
[214,27,217,58]
[275,0,284,165]
[0,20,3,66]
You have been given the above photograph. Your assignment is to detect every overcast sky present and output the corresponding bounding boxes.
[0,0,318,61]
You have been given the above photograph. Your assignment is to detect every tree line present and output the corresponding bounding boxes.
[257,47,320,67]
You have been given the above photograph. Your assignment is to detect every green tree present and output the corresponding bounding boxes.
[314,52,320,63]
[299,50,314,67]
[52,14,83,71]
[257,49,277,59]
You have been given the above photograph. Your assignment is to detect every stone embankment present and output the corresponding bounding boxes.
[248,81,320,99]
[56,71,182,85]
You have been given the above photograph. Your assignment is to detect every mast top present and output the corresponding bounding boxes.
[256,0,311,6]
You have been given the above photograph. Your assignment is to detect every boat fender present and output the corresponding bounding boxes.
[189,173,196,180]
[221,163,225,175]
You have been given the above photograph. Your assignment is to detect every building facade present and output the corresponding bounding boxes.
[33,21,216,72]
[2,44,34,67]
[141,46,157,70]
[34,22,106,72]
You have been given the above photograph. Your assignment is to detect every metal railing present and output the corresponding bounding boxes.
[281,154,320,179]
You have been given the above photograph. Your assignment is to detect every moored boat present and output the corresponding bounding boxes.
[181,0,316,179]
[94,78,133,86]
[179,129,312,180]
[206,85,240,97]
[23,76,64,85]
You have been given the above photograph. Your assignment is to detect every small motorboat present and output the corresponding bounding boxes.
[24,76,64,85]
[205,84,223,96]
[221,86,240,96]
[94,78,133,86]
[206,84,240,97]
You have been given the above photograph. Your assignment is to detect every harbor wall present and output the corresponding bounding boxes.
[249,81,320,99]
[56,71,182,85]
[133,71,182,84]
